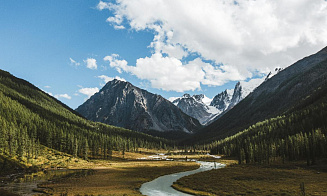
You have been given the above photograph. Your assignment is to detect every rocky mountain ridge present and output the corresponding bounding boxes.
[76,79,202,134]
[171,79,264,125]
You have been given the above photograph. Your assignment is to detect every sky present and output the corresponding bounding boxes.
[1,0,326,109]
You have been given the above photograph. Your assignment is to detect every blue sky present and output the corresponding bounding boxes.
[1,1,326,109]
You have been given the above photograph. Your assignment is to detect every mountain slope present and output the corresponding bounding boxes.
[172,79,264,125]
[210,77,327,165]
[172,94,216,124]
[76,79,202,134]
[0,69,170,168]
[191,46,327,143]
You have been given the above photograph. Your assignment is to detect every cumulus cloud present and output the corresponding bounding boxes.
[168,97,180,102]
[104,53,246,92]
[103,54,128,73]
[70,57,80,66]
[98,0,327,77]
[54,94,72,100]
[98,75,126,85]
[78,87,99,98]
[84,58,98,70]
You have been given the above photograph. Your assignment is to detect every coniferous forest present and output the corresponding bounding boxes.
[209,80,327,165]
[0,69,172,165]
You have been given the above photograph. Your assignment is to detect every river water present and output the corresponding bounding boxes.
[0,169,92,196]
[1,156,224,196]
[140,161,225,196]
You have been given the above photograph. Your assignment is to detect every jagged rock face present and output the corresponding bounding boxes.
[172,80,260,125]
[193,94,204,102]
[210,90,231,111]
[229,82,242,109]
[204,83,243,125]
[210,82,243,112]
[172,94,212,125]
[76,79,201,133]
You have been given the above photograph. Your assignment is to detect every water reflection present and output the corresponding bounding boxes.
[0,169,93,196]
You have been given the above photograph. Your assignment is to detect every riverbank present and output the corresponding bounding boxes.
[40,160,198,195]
[0,150,201,195]
[41,153,230,195]
[140,161,225,196]
[34,151,204,195]
[173,159,327,196]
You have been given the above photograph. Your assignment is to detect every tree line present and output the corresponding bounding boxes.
[0,70,173,164]
[209,83,327,165]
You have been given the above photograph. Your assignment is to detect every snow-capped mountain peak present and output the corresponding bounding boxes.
[170,77,266,125]
[201,95,213,106]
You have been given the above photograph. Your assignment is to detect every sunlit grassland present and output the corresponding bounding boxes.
[173,159,327,196]
[40,157,199,195]
[39,151,237,195]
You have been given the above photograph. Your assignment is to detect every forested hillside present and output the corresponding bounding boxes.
[209,81,327,165]
[0,69,171,167]
[189,47,327,143]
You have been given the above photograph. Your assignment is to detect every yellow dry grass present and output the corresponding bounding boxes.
[173,160,327,196]
[41,160,198,196]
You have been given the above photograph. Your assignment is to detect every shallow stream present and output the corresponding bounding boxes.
[140,161,225,196]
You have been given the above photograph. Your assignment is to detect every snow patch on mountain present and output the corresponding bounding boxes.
[169,75,271,125]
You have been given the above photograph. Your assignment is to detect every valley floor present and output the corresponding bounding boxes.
[173,159,327,196]
[32,151,207,196]
[3,151,326,196]
[41,160,198,196]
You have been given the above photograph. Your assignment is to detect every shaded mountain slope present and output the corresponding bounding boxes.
[189,46,327,143]
[210,75,327,165]
[172,94,214,125]
[76,80,202,134]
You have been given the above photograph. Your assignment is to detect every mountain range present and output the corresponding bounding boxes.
[75,64,284,137]
[171,77,268,125]
[188,46,327,143]
[76,79,202,135]
[1,45,326,173]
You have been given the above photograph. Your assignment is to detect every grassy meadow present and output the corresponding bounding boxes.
[2,149,327,196]
[173,159,327,196]
[14,150,206,196]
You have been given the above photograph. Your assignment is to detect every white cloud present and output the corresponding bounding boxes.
[168,97,180,102]
[84,58,98,70]
[44,85,51,89]
[103,54,128,73]
[78,87,99,98]
[97,1,111,10]
[104,53,246,92]
[98,75,126,85]
[54,94,72,100]
[99,0,327,78]
[70,57,80,66]
[240,77,266,98]
[113,25,125,30]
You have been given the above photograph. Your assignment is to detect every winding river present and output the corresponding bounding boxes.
[140,161,225,196]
